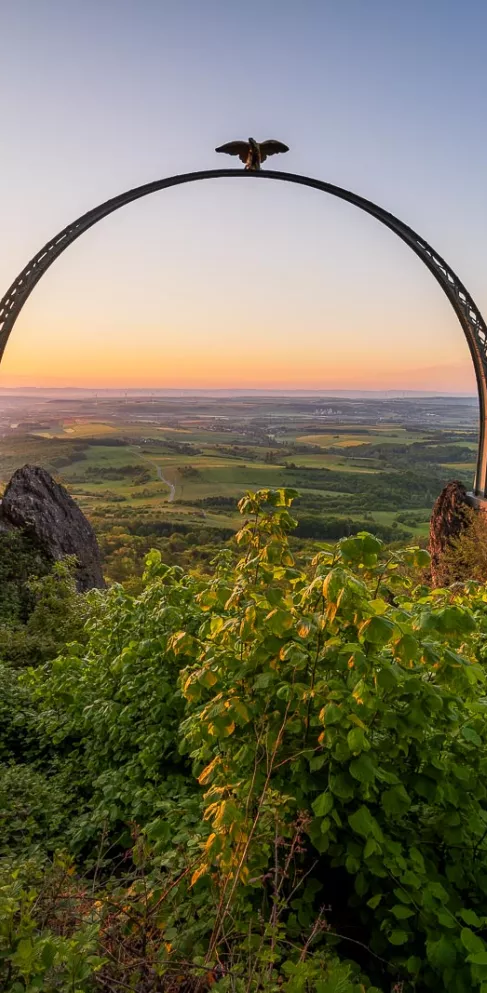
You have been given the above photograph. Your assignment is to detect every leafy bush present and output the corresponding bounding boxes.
[28,562,202,852]
[0,559,90,667]
[4,489,487,991]
[0,529,51,624]
[0,857,102,992]
[0,763,68,856]
[178,490,487,991]
[0,663,32,760]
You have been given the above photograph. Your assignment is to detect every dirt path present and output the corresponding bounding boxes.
[154,464,176,502]
[132,449,176,502]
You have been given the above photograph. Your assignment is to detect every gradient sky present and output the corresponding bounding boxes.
[1,0,486,390]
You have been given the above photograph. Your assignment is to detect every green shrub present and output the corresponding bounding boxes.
[0,764,68,856]
[0,857,102,992]
[177,489,487,991]
[6,489,487,990]
[0,529,50,624]
[28,563,203,852]
[0,559,91,667]
[0,663,32,760]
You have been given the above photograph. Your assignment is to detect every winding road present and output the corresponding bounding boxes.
[132,448,176,502]
[154,464,176,502]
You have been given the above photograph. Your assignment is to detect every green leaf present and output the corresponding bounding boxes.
[391,904,415,919]
[13,938,33,962]
[363,837,378,858]
[340,533,382,566]
[146,819,171,844]
[427,935,457,969]
[329,773,355,800]
[322,703,342,726]
[394,633,419,662]
[232,699,250,723]
[439,605,475,633]
[460,909,483,927]
[349,754,376,784]
[347,727,366,754]
[266,608,294,635]
[406,956,422,974]
[348,805,378,839]
[355,871,368,897]
[312,791,334,817]
[467,953,487,966]
[376,665,400,690]
[315,963,356,993]
[461,928,485,955]
[462,726,482,747]
[414,548,431,568]
[322,567,348,602]
[309,754,326,771]
[381,785,411,817]
[339,537,363,562]
[388,930,409,945]
[277,683,292,700]
[169,630,195,655]
[360,615,395,646]
[307,818,331,854]
[41,942,57,969]
[361,534,383,556]
[436,912,457,928]
[367,893,382,909]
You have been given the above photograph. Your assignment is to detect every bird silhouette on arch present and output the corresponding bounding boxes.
[215,137,289,171]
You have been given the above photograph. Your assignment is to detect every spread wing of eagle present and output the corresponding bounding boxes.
[215,140,252,164]
[215,139,289,165]
[257,140,289,163]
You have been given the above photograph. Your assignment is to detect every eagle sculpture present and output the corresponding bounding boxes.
[215,137,289,171]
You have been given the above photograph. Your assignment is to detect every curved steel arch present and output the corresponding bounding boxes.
[1,167,487,494]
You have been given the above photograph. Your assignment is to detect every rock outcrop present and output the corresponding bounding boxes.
[429,480,472,586]
[0,465,105,592]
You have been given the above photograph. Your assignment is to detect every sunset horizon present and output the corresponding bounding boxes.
[0,366,477,393]
[2,3,487,396]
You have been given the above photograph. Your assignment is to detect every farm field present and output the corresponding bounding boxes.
[0,389,478,579]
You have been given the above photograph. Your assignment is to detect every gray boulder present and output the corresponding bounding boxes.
[0,464,105,591]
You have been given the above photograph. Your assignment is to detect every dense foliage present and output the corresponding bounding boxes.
[0,529,51,625]
[3,490,487,992]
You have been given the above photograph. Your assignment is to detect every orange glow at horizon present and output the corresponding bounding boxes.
[0,325,476,392]
[0,178,479,397]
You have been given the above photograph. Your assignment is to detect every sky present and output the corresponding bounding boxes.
[0,0,486,391]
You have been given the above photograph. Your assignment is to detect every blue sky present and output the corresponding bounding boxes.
[0,0,486,389]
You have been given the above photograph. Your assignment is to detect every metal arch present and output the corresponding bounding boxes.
[1,167,486,494]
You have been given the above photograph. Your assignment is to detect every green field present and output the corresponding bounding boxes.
[0,399,476,543]
[0,391,478,585]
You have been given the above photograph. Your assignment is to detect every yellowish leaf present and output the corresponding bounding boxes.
[198,756,220,785]
[232,699,250,723]
[190,864,208,887]
[204,832,217,851]
[348,713,367,729]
